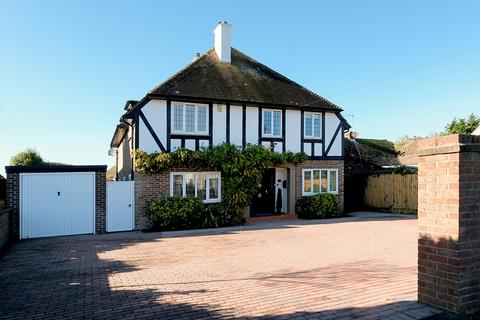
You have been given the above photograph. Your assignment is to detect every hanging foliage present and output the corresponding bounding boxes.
[134,143,308,220]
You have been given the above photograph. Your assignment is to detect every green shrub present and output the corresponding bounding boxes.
[148,197,208,231]
[148,197,242,231]
[206,203,240,227]
[296,193,341,219]
[10,148,43,166]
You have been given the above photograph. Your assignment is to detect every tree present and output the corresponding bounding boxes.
[443,113,480,135]
[10,149,44,166]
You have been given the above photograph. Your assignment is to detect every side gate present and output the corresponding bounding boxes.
[107,181,134,232]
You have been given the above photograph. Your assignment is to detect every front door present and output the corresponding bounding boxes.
[275,168,288,213]
[250,168,276,215]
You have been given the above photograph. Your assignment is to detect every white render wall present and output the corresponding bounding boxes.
[229,105,243,145]
[213,104,227,145]
[324,113,342,156]
[285,110,301,152]
[136,99,344,157]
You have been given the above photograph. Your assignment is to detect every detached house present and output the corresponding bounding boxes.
[110,22,350,229]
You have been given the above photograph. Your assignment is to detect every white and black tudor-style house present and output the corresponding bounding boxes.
[110,21,350,228]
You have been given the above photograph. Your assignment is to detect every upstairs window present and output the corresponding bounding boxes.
[304,112,322,138]
[302,169,338,195]
[263,109,282,137]
[171,172,221,203]
[172,103,209,135]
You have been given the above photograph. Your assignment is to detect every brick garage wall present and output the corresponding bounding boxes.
[5,172,19,239]
[95,171,107,234]
[0,209,9,251]
[6,167,106,238]
[417,135,480,316]
[0,178,6,202]
[294,160,345,211]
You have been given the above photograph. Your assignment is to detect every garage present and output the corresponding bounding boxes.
[6,165,107,239]
[21,172,95,239]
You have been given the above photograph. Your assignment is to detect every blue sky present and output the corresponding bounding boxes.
[1,1,479,174]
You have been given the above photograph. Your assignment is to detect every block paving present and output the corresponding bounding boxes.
[0,213,441,319]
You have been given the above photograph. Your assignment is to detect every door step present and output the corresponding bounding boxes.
[246,213,297,224]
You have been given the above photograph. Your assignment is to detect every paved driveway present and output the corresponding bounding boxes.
[0,212,440,320]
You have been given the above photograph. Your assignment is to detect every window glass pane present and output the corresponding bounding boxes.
[303,171,312,193]
[305,114,312,136]
[321,170,328,192]
[197,106,207,132]
[196,173,206,200]
[185,105,195,132]
[263,111,272,135]
[173,105,183,131]
[329,170,337,192]
[209,176,219,199]
[173,174,183,197]
[273,111,281,136]
[313,114,321,137]
[313,170,320,193]
[185,173,196,197]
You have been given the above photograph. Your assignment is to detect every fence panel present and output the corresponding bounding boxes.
[364,173,417,213]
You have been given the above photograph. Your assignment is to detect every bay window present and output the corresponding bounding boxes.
[302,169,338,195]
[170,172,221,203]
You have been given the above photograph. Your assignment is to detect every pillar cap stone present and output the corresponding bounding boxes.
[417,134,480,157]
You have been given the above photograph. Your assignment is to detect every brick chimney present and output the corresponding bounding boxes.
[214,21,232,64]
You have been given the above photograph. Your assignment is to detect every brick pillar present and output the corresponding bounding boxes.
[95,171,107,234]
[417,135,480,317]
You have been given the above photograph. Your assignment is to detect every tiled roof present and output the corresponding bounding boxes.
[149,48,341,110]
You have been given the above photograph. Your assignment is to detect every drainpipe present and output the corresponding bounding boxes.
[121,116,135,180]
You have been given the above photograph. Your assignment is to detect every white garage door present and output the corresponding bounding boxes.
[21,172,95,239]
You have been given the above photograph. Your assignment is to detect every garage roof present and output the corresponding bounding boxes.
[5,165,107,174]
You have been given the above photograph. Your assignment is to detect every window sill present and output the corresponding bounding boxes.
[303,137,323,142]
[204,199,221,204]
[260,136,284,141]
[170,133,211,138]
[302,191,338,196]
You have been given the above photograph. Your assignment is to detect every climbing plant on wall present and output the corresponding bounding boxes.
[134,143,308,220]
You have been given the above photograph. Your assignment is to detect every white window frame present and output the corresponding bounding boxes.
[301,168,338,195]
[171,103,209,135]
[304,112,322,139]
[169,172,221,203]
[262,109,282,137]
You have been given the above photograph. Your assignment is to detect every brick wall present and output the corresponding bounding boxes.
[95,171,107,234]
[0,209,9,251]
[294,160,345,211]
[417,135,480,316]
[134,171,170,230]
[5,172,19,238]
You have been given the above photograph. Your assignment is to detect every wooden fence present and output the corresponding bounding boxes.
[363,173,417,213]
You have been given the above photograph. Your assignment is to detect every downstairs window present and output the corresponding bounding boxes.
[302,169,338,195]
[170,172,221,203]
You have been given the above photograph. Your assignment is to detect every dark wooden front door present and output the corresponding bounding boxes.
[250,168,276,215]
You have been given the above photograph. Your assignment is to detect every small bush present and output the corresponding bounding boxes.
[296,193,341,219]
[206,203,241,227]
[10,149,43,166]
[148,197,242,231]
[0,200,4,210]
[148,197,208,231]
